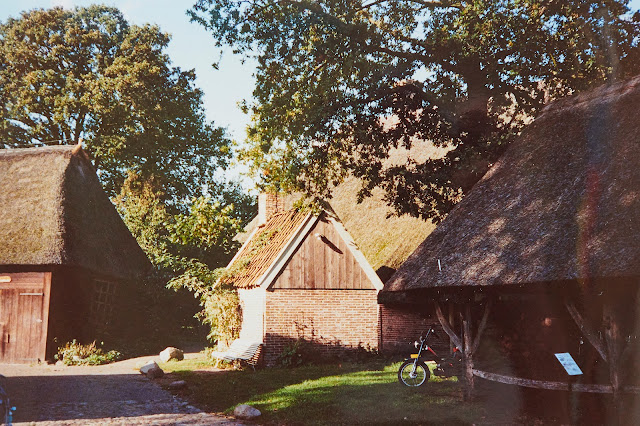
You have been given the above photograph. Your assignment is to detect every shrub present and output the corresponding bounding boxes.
[55,340,123,366]
[276,339,308,368]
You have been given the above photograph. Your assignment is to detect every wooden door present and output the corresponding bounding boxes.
[0,272,51,363]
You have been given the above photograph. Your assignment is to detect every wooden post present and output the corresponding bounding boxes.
[449,301,455,353]
[434,299,491,402]
[603,299,623,424]
[462,303,475,401]
[567,296,629,423]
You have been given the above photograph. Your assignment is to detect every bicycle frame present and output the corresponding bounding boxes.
[410,328,438,361]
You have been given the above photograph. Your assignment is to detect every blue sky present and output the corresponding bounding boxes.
[0,0,256,143]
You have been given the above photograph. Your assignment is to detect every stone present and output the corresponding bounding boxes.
[139,360,160,375]
[146,367,164,379]
[234,404,261,420]
[140,360,165,378]
[159,347,184,362]
[168,380,187,390]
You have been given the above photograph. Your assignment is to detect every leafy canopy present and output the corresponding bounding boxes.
[114,172,247,345]
[0,5,230,204]
[191,0,640,220]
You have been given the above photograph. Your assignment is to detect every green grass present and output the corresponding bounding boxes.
[159,357,484,425]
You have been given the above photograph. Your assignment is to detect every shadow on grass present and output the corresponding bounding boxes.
[164,361,482,425]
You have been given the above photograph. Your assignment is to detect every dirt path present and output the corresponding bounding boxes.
[0,354,241,425]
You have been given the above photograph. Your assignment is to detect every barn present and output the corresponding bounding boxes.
[0,145,150,363]
[380,76,640,421]
[224,193,384,365]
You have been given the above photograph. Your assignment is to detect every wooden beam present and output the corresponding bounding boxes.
[471,298,492,355]
[472,369,640,394]
[462,303,475,401]
[434,300,463,352]
[565,300,608,362]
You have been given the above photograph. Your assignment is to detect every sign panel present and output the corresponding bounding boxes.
[555,352,583,376]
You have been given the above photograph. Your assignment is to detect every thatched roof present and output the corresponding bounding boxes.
[384,76,640,293]
[330,177,436,273]
[0,145,150,279]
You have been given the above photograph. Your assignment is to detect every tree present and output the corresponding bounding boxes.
[0,5,230,204]
[113,171,247,347]
[190,0,640,221]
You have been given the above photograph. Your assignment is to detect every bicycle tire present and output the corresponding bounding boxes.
[398,360,430,387]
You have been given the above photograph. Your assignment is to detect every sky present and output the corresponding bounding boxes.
[0,0,256,143]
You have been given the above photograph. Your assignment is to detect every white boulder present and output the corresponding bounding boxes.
[234,404,261,420]
[159,347,184,362]
[139,360,164,378]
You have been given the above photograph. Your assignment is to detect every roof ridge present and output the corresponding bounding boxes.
[0,144,77,156]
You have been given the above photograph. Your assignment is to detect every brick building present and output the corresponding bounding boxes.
[225,194,384,365]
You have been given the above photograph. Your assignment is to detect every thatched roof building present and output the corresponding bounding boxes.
[0,145,149,279]
[384,76,640,294]
[0,145,150,363]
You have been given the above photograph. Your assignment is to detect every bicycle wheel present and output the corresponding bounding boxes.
[398,360,430,387]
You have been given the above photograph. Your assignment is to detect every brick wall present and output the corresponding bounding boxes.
[379,305,443,354]
[257,192,287,225]
[263,289,380,365]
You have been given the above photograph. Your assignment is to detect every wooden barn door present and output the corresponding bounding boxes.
[0,272,51,363]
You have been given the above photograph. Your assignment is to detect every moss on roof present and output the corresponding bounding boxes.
[385,76,640,292]
[0,145,150,279]
[224,209,310,288]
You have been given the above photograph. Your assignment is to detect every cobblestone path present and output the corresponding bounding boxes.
[0,357,241,425]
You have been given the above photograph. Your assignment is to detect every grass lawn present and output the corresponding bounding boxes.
[159,357,485,425]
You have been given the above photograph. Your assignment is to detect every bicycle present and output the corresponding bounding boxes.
[397,327,463,387]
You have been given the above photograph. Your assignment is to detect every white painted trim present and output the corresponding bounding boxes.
[329,216,385,291]
[257,213,319,289]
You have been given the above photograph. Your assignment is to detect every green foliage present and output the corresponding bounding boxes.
[0,5,231,204]
[55,340,123,366]
[276,339,307,368]
[114,172,250,347]
[191,0,640,221]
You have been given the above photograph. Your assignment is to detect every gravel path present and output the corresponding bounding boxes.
[0,355,241,425]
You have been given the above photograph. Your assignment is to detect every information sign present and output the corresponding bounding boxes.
[555,352,583,376]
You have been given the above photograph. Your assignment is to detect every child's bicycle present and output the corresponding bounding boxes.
[397,327,463,387]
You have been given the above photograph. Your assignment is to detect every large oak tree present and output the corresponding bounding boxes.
[191,0,640,221]
[0,5,231,205]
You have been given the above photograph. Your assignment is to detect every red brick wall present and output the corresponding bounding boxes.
[380,305,442,353]
[263,289,380,365]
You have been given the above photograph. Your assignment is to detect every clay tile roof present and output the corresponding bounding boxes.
[384,75,640,292]
[0,145,150,279]
[223,209,311,289]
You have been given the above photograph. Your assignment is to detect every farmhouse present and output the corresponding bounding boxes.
[0,145,150,363]
[381,76,640,418]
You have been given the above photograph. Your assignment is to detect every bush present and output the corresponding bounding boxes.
[276,339,308,368]
[55,340,123,366]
